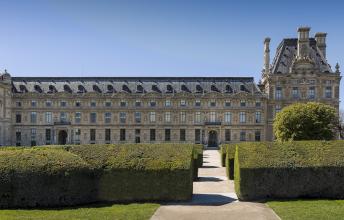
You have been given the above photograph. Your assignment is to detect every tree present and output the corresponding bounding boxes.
[339,109,344,140]
[274,102,338,141]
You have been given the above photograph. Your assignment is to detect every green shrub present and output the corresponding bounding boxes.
[234,141,344,201]
[224,144,236,180]
[0,147,96,208]
[192,144,203,180]
[219,145,226,167]
[0,144,195,208]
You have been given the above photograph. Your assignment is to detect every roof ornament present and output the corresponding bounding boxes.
[4,69,8,74]
[335,63,340,73]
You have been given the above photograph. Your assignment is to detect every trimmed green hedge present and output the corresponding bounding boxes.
[0,147,96,208]
[192,144,203,180]
[235,141,344,201]
[0,144,196,208]
[221,144,237,180]
[219,145,226,167]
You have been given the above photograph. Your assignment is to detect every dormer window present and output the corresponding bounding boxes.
[196,85,203,93]
[152,85,161,93]
[93,85,102,93]
[181,85,190,93]
[225,85,233,93]
[19,85,28,93]
[166,85,174,93]
[122,85,131,93]
[136,85,144,93]
[64,85,72,93]
[78,85,87,93]
[48,85,57,93]
[240,85,248,92]
[34,85,43,93]
[107,85,115,93]
[211,85,219,92]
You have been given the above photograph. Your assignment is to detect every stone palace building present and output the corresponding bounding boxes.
[0,27,341,146]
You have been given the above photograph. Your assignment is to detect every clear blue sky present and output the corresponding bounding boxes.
[0,0,343,108]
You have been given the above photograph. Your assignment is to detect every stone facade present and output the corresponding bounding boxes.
[0,27,341,146]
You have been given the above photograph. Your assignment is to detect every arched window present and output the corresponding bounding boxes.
[136,85,144,93]
[107,85,115,93]
[48,85,57,93]
[93,85,102,93]
[34,85,43,93]
[78,85,87,93]
[64,84,72,93]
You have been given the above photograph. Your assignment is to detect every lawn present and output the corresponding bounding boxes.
[267,200,344,220]
[0,203,159,220]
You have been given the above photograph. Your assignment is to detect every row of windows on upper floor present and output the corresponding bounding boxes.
[16,128,262,146]
[277,79,335,86]
[15,99,263,108]
[274,86,335,100]
[15,111,263,124]
[17,83,249,94]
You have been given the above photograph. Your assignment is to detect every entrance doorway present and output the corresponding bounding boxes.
[208,130,218,147]
[58,130,68,145]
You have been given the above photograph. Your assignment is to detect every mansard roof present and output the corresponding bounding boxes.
[11,76,263,95]
[271,38,333,74]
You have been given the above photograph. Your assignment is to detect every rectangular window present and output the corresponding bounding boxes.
[135,129,140,143]
[104,112,111,124]
[31,100,37,107]
[31,128,37,146]
[255,101,261,107]
[150,112,156,123]
[165,112,171,122]
[120,129,126,141]
[195,112,201,123]
[45,129,51,145]
[150,100,156,107]
[120,112,126,124]
[275,105,281,114]
[195,100,201,107]
[75,129,81,144]
[135,100,141,107]
[255,112,261,123]
[120,100,127,107]
[239,112,246,123]
[75,112,81,123]
[180,100,186,107]
[44,112,52,124]
[255,131,261,141]
[292,87,299,99]
[75,101,81,107]
[90,129,96,142]
[275,87,282,100]
[135,112,141,123]
[16,113,21,123]
[195,129,201,143]
[60,101,67,107]
[225,101,231,107]
[225,129,231,141]
[16,131,21,146]
[90,101,96,107]
[180,112,186,123]
[45,100,52,107]
[210,112,216,122]
[90,112,97,123]
[60,112,67,122]
[105,101,112,107]
[180,129,186,141]
[105,129,111,142]
[16,101,22,107]
[30,112,37,123]
[165,100,171,107]
[150,129,156,141]
[240,100,246,107]
[308,87,315,99]
[325,86,332,98]
[224,112,231,123]
[209,100,216,107]
[240,131,246,141]
[165,129,171,141]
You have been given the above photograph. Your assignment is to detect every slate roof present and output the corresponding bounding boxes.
[271,38,333,74]
[11,77,263,95]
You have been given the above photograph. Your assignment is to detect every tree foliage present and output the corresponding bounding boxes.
[274,102,338,141]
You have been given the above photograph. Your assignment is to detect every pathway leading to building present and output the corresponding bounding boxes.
[151,149,280,220]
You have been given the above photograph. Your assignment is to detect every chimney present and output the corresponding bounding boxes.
[264,37,271,74]
[315,32,327,58]
[297,27,311,58]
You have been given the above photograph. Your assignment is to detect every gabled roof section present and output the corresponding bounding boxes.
[271,38,333,74]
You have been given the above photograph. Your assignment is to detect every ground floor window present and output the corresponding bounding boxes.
[255,131,261,141]
[16,131,21,146]
[120,129,126,141]
[105,129,111,142]
[240,131,246,141]
[31,128,36,146]
[75,129,81,144]
[165,129,171,141]
[150,129,156,141]
[180,129,186,141]
[225,129,231,141]
[90,129,96,142]
[195,129,201,143]
[45,129,51,145]
[135,129,140,143]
